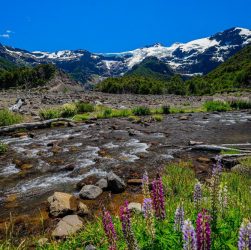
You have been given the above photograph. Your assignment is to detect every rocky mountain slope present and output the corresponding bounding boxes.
[0,27,250,85]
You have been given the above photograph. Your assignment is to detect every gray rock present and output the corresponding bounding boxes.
[96,178,108,190]
[85,245,96,250]
[79,185,102,199]
[52,215,84,237]
[107,171,126,193]
[47,192,78,217]
[128,202,142,213]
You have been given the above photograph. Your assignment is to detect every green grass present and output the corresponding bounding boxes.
[220,149,241,155]
[132,106,151,116]
[39,108,62,120]
[203,100,232,112]
[0,141,8,154]
[229,99,251,110]
[0,109,23,126]
[152,114,163,122]
[75,102,95,113]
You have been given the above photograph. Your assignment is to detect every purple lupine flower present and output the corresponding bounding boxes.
[182,219,197,250]
[142,198,155,238]
[238,219,251,250]
[102,208,117,250]
[212,155,223,176]
[152,174,166,220]
[119,201,139,250]
[196,210,211,250]
[174,205,185,232]
[194,182,202,211]
[142,171,150,199]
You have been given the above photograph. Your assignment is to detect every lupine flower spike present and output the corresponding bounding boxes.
[210,158,222,229]
[142,198,155,239]
[194,182,202,212]
[182,219,197,250]
[196,209,211,250]
[152,174,166,220]
[102,208,117,250]
[119,201,139,250]
[218,183,228,216]
[238,219,251,250]
[142,171,150,199]
[174,204,185,232]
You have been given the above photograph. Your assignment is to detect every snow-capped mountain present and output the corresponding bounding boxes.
[0,27,250,84]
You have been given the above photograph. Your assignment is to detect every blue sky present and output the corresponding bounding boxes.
[0,0,250,53]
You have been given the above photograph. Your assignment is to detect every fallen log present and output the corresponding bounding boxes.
[0,118,75,135]
[191,144,251,153]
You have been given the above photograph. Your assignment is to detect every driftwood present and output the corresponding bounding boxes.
[0,118,75,135]
[9,98,26,112]
[191,144,251,153]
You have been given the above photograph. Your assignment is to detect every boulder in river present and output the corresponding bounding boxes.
[128,202,142,213]
[79,185,103,200]
[52,215,84,238]
[107,171,126,193]
[47,192,78,217]
[96,178,108,190]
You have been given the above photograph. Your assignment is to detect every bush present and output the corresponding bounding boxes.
[203,100,231,112]
[0,109,23,126]
[97,108,113,119]
[0,141,8,154]
[60,103,77,118]
[161,105,171,114]
[39,108,61,120]
[132,106,151,116]
[76,102,95,113]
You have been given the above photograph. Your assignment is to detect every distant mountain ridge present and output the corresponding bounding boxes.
[0,27,250,85]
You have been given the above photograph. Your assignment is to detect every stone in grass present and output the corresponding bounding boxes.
[77,201,90,216]
[107,171,126,194]
[85,245,96,250]
[128,202,142,213]
[79,185,103,200]
[47,192,78,217]
[52,215,84,238]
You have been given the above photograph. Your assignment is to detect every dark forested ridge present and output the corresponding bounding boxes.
[96,44,251,95]
[0,60,56,89]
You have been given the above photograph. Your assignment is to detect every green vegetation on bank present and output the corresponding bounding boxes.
[0,109,23,126]
[0,141,8,154]
[15,158,248,249]
[96,45,251,95]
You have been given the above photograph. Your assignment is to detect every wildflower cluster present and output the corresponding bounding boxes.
[119,201,139,250]
[152,174,166,219]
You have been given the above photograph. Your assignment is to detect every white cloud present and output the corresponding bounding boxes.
[0,34,10,38]
[6,30,13,34]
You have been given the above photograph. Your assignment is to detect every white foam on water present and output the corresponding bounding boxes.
[0,164,20,177]
[103,142,119,149]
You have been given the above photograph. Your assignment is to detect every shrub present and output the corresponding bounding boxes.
[132,106,151,116]
[161,105,171,114]
[0,109,23,126]
[39,108,61,120]
[76,102,95,113]
[203,100,231,112]
[97,108,113,119]
[0,141,8,154]
[60,103,77,118]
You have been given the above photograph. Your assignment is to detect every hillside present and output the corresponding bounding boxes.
[96,44,251,95]
[126,56,174,79]
[0,58,83,92]
[186,44,251,94]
